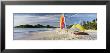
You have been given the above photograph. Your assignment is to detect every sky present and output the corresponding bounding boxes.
[14,13,96,27]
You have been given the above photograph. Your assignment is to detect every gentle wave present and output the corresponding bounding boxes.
[14,28,55,33]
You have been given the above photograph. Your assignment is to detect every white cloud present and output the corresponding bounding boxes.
[14,14,60,27]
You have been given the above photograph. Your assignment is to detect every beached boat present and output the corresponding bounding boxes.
[59,14,89,35]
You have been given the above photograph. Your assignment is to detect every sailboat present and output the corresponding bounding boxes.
[60,14,67,30]
[73,20,89,35]
[59,13,69,33]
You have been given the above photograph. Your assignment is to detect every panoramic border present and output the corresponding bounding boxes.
[1,1,110,53]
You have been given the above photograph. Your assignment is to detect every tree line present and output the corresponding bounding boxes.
[15,19,97,30]
[83,19,97,30]
[67,19,97,30]
[14,24,59,28]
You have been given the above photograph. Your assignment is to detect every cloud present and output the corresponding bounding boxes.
[14,13,97,27]
[65,13,97,25]
[14,13,61,27]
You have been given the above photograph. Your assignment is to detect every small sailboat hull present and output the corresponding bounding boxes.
[74,32,89,35]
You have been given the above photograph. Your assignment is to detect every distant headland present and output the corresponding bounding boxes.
[14,24,59,28]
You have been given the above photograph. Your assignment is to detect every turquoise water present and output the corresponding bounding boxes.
[13,28,55,39]
[14,28,55,33]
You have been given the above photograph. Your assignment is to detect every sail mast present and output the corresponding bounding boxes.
[64,14,66,29]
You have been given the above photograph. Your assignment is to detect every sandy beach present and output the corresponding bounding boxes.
[14,28,97,40]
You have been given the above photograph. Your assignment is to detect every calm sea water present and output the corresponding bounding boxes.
[14,28,55,33]
[13,28,55,39]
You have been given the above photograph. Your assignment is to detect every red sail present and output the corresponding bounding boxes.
[60,14,65,29]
